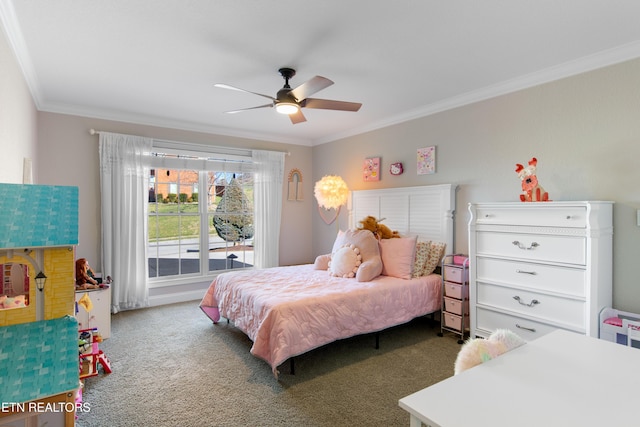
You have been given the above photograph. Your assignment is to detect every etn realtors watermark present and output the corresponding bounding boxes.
[1,401,91,414]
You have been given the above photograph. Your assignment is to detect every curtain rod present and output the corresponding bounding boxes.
[89,129,290,156]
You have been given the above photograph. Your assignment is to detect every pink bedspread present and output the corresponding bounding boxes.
[200,264,442,376]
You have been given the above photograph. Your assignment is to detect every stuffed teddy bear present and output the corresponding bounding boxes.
[454,329,526,375]
[357,216,400,239]
[515,157,550,202]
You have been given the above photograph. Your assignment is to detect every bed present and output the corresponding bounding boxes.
[200,184,457,376]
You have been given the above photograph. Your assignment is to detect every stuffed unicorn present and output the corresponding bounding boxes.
[454,329,526,375]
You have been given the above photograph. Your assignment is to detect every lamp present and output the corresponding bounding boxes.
[275,102,300,115]
[314,175,349,225]
[35,271,47,292]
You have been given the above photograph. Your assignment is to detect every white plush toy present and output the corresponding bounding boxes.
[328,244,362,278]
[454,329,526,375]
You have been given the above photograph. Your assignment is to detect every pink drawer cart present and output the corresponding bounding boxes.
[438,254,470,344]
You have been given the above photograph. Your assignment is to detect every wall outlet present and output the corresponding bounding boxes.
[637,209,640,227]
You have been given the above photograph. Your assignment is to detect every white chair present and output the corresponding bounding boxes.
[623,319,640,348]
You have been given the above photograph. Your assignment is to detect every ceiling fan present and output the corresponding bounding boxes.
[214,68,362,124]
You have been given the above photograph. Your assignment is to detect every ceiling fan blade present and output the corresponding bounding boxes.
[302,98,362,112]
[289,76,333,102]
[224,103,273,114]
[214,84,276,101]
[289,109,307,124]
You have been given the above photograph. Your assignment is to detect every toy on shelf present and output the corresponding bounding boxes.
[78,328,112,379]
[600,307,640,346]
[515,157,550,202]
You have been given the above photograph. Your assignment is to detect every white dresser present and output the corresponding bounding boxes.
[468,201,613,340]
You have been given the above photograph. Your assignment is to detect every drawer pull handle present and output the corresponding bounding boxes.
[516,324,536,333]
[513,296,540,307]
[566,215,572,220]
[516,269,537,275]
[512,240,539,250]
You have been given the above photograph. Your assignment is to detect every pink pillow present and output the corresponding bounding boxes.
[379,236,418,279]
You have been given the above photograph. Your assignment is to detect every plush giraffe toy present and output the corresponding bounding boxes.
[515,157,550,202]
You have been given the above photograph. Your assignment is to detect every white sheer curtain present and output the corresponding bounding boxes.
[99,132,153,313]
[251,150,285,268]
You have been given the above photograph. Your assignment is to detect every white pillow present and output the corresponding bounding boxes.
[329,244,362,278]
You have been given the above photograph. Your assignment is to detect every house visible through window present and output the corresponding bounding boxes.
[147,149,254,280]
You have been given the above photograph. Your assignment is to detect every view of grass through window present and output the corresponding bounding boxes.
[147,166,254,278]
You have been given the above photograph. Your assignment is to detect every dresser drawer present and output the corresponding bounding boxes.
[476,283,585,329]
[443,312,469,332]
[444,297,469,315]
[475,307,567,341]
[475,205,587,228]
[443,265,469,284]
[476,231,586,265]
[444,281,468,300]
[476,257,586,297]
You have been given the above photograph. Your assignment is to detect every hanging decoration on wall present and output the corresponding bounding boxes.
[314,175,349,225]
[363,157,380,182]
[390,162,404,176]
[287,168,304,201]
[417,146,436,175]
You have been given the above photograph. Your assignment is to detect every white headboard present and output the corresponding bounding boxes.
[348,184,456,251]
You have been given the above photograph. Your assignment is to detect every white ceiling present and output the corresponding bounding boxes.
[3,1,640,146]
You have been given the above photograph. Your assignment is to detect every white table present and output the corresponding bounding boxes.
[399,329,639,427]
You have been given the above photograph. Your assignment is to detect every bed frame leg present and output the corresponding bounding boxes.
[375,332,380,350]
[290,358,295,375]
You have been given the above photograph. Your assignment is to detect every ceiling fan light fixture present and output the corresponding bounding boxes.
[275,102,299,115]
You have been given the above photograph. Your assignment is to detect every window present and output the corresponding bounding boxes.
[147,148,254,280]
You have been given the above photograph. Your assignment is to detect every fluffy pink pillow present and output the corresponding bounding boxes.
[332,229,382,282]
[379,236,418,279]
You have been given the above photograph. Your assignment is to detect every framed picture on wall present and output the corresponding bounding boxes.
[363,157,380,181]
[417,146,436,175]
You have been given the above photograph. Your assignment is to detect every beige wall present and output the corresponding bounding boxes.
[312,58,640,313]
[0,20,38,183]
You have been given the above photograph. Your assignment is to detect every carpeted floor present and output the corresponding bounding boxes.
[78,301,461,427]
